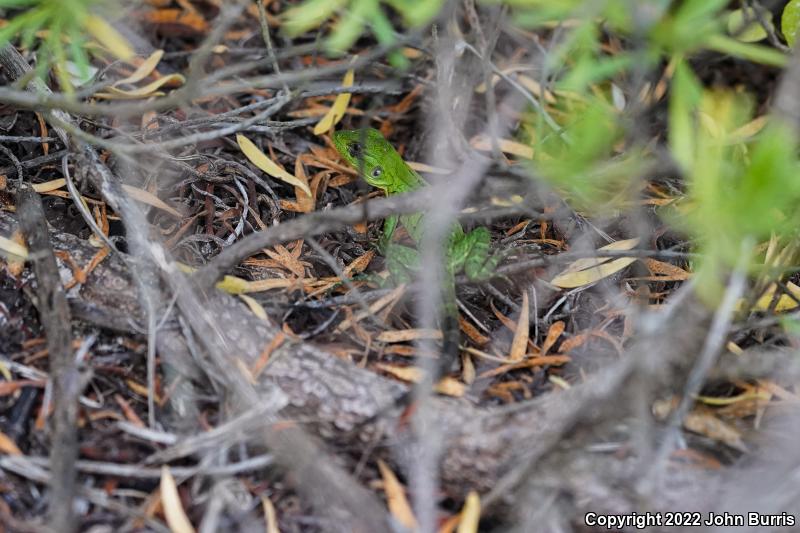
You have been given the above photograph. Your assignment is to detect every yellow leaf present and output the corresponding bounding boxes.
[32,178,66,193]
[113,50,164,86]
[476,71,555,103]
[239,294,268,320]
[236,135,312,196]
[243,278,295,292]
[97,74,185,99]
[457,491,481,533]
[176,262,252,294]
[435,376,466,397]
[378,460,418,530]
[160,466,195,533]
[750,282,800,311]
[730,115,768,142]
[313,69,355,135]
[470,134,534,159]
[560,238,640,274]
[84,15,134,61]
[551,257,637,289]
[550,238,639,289]
[93,90,166,100]
[516,74,557,103]
[695,390,770,406]
[0,235,29,260]
[121,184,182,218]
[375,364,465,396]
[407,161,453,174]
[213,275,250,294]
[261,496,281,533]
[684,410,748,453]
[336,284,406,332]
[549,375,571,390]
[551,238,640,289]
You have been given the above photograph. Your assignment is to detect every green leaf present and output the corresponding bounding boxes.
[387,0,443,27]
[727,7,771,43]
[780,315,800,336]
[668,59,702,171]
[327,0,376,54]
[282,0,441,59]
[0,12,33,47]
[283,0,348,36]
[705,34,788,67]
[782,0,800,47]
[673,0,729,25]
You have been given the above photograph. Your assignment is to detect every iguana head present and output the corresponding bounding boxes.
[333,128,404,192]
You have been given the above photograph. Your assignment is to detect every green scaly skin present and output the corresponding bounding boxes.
[333,128,500,366]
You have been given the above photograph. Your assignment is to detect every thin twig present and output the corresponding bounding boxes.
[17,185,78,533]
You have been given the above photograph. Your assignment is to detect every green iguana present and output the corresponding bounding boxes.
[333,128,501,368]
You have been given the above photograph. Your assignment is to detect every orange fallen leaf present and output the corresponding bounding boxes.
[376,328,443,343]
[641,258,691,280]
[343,250,375,277]
[142,8,209,34]
[336,284,405,332]
[293,156,314,213]
[541,320,565,355]
[251,332,286,379]
[477,355,570,379]
[378,460,418,530]
[0,430,22,455]
[508,290,529,361]
[459,316,489,346]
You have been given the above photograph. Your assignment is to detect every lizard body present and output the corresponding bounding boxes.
[333,128,499,364]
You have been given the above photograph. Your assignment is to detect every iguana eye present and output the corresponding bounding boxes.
[371,167,383,178]
[348,143,362,158]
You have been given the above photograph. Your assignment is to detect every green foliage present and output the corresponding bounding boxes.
[510,2,798,306]
[783,0,800,47]
[0,0,127,91]
[282,0,445,67]
[667,75,800,304]
[503,0,785,95]
[526,94,644,212]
